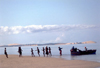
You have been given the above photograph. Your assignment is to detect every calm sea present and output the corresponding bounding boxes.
[0,43,100,63]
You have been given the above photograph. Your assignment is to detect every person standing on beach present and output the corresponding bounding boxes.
[37,47,40,57]
[4,48,8,58]
[18,47,22,57]
[49,47,52,56]
[45,46,49,57]
[58,47,62,56]
[31,48,35,57]
[42,47,45,57]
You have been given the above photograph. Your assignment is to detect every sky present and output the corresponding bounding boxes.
[0,0,100,45]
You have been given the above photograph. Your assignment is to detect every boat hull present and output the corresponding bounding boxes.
[71,50,96,55]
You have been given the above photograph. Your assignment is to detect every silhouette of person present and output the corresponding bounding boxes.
[31,48,35,57]
[71,46,75,51]
[58,47,62,56]
[4,48,8,58]
[45,46,49,57]
[72,46,74,50]
[85,47,87,51]
[49,47,52,56]
[37,47,40,57]
[42,47,45,57]
[18,47,22,57]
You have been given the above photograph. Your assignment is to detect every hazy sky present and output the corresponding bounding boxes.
[0,0,100,45]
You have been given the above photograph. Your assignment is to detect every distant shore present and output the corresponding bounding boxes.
[0,55,100,68]
[0,41,96,47]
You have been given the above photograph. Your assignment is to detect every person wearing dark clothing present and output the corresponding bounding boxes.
[37,47,40,57]
[4,48,8,58]
[58,47,62,56]
[71,46,78,52]
[31,48,35,57]
[42,47,45,57]
[72,46,74,50]
[49,47,52,56]
[18,47,22,57]
[45,46,49,57]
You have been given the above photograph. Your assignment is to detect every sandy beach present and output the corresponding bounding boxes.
[0,55,100,68]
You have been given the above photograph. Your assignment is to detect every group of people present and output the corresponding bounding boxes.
[4,46,63,58]
[31,46,52,57]
[71,46,88,52]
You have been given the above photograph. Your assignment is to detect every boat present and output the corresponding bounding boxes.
[70,47,96,55]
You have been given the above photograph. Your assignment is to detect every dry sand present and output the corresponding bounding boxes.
[0,55,100,68]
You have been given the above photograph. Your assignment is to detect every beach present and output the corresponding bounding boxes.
[0,55,100,68]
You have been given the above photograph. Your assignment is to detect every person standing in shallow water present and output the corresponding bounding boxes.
[49,47,52,56]
[58,47,63,56]
[42,47,45,57]
[18,47,22,57]
[31,48,35,57]
[4,48,8,58]
[45,46,49,57]
[37,47,40,57]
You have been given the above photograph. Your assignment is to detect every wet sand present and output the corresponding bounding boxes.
[0,55,100,68]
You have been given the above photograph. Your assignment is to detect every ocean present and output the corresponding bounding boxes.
[0,43,100,63]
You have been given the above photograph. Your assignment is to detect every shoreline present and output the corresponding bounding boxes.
[0,55,100,68]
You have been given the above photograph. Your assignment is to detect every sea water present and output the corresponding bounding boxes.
[0,43,100,63]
